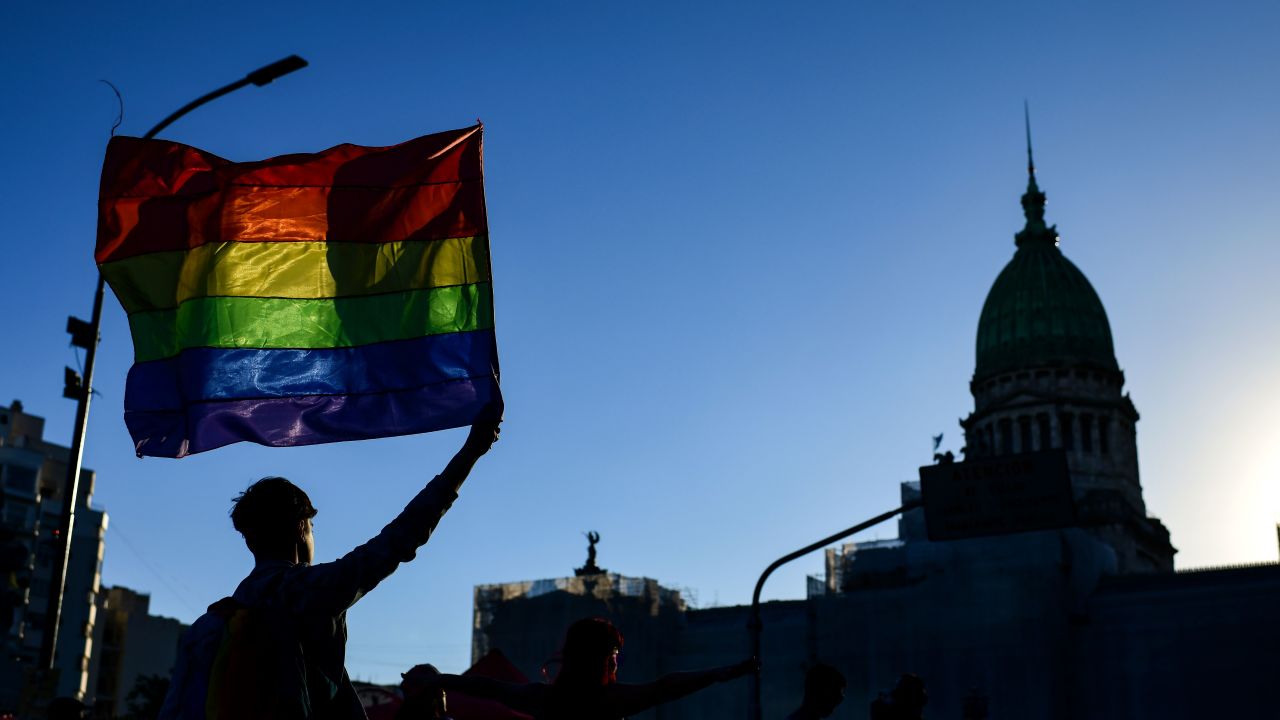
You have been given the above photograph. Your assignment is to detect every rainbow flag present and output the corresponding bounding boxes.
[96,125,500,458]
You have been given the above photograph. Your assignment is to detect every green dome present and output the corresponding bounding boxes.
[974,172,1118,382]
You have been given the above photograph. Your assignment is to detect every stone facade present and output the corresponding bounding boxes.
[476,536,1278,719]
[473,573,686,689]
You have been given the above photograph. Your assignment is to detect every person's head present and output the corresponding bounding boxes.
[401,664,448,718]
[554,617,623,688]
[803,663,846,717]
[230,477,317,562]
[891,673,927,714]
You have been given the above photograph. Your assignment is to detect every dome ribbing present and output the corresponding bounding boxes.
[974,162,1118,382]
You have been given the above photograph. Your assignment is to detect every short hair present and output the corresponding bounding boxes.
[805,663,846,696]
[230,477,317,554]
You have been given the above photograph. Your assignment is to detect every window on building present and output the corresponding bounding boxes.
[102,621,123,646]
[4,465,36,492]
[999,418,1013,455]
[1037,413,1051,449]
[1099,417,1111,455]
[1080,414,1094,452]
[1060,413,1075,451]
[4,504,30,527]
[1019,416,1033,453]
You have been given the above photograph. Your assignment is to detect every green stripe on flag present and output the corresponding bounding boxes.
[128,283,493,362]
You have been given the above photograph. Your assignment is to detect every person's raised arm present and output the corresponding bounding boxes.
[289,416,502,613]
[609,658,758,716]
[439,420,502,493]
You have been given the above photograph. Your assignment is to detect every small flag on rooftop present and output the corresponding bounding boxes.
[96,125,500,458]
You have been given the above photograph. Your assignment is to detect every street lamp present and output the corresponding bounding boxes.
[746,499,921,720]
[39,55,308,674]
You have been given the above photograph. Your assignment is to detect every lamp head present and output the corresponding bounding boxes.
[247,55,308,86]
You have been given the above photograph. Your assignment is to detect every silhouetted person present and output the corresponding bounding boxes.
[869,674,927,720]
[393,664,452,720]
[160,419,501,720]
[784,663,846,719]
[399,617,756,719]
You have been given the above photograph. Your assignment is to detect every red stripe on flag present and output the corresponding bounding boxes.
[96,125,485,263]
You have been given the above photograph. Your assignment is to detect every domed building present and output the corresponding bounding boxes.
[961,151,1175,573]
[470,134,1280,719]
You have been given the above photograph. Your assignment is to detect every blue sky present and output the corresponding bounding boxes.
[2,1,1278,681]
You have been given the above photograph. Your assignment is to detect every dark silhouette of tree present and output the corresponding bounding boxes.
[121,674,169,720]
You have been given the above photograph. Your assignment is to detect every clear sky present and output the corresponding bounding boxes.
[3,1,1278,682]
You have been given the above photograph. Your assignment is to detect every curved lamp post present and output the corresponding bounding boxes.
[746,499,922,720]
[39,55,308,673]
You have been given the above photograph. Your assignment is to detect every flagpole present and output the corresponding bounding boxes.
[38,55,308,676]
[745,500,921,720]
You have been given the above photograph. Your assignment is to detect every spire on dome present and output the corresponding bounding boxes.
[1015,102,1056,248]
[1025,100,1036,177]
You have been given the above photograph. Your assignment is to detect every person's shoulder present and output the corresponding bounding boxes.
[538,682,582,707]
[179,608,226,645]
[232,562,287,596]
[523,682,553,699]
[232,562,319,613]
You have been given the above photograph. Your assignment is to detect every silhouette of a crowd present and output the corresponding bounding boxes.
[29,416,934,719]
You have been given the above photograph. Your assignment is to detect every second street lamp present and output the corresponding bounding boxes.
[745,500,921,720]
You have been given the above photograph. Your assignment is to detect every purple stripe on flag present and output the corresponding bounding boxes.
[125,376,500,458]
[125,331,498,411]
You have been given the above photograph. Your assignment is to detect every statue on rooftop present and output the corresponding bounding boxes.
[575,530,606,576]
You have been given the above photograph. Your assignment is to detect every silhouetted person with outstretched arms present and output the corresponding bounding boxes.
[398,617,757,720]
[159,419,501,720]
[869,673,927,720]
[395,664,452,720]
[784,663,846,720]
